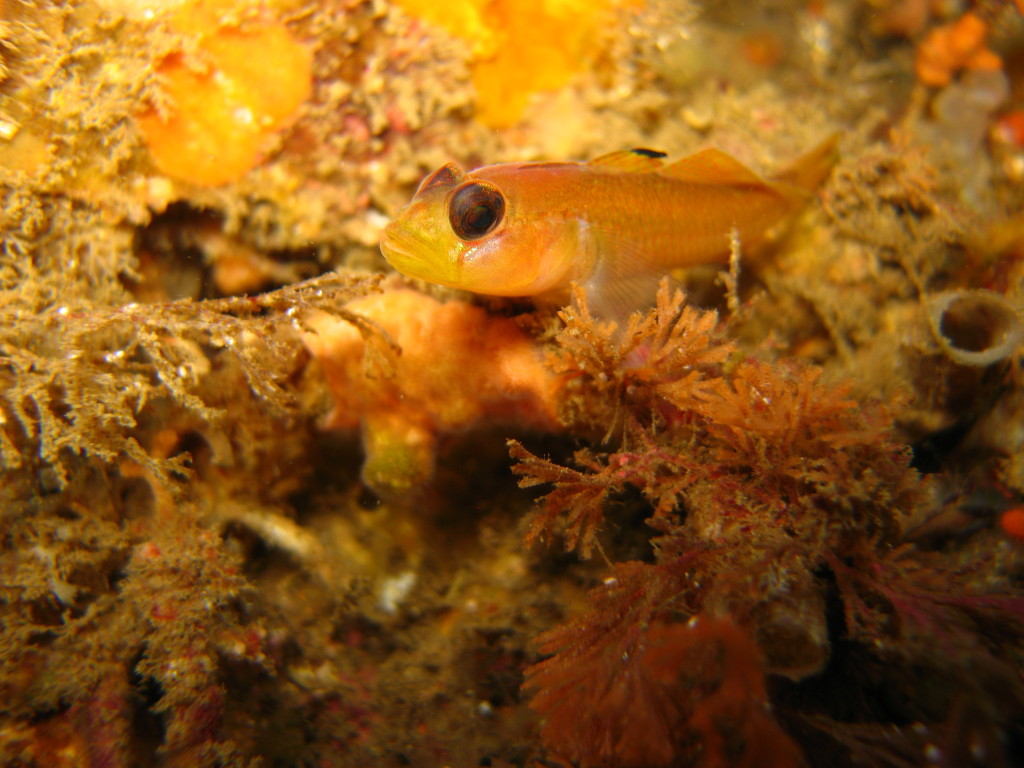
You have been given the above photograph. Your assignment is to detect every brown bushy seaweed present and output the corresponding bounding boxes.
[0,264,385,766]
[547,282,735,440]
[511,428,705,558]
[513,281,1024,767]
[0,269,382,487]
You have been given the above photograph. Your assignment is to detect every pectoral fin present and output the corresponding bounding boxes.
[579,228,688,321]
[581,268,679,323]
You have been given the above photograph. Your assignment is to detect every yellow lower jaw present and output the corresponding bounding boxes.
[380,237,457,286]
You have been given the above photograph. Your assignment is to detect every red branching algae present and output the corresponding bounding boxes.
[526,605,803,768]
[512,279,1024,766]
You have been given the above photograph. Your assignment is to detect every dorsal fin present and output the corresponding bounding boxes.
[588,148,667,173]
[658,148,767,186]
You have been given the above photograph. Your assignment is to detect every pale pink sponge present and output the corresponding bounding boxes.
[302,288,561,496]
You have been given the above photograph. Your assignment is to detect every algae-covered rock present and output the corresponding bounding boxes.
[2,0,1024,766]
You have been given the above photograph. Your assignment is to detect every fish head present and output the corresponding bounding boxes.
[381,162,578,296]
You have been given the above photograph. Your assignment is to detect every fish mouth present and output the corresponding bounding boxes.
[380,224,457,285]
[379,229,416,271]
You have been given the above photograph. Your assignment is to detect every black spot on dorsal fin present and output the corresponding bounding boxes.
[630,148,668,158]
[588,149,668,173]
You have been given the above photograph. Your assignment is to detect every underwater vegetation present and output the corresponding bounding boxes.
[510,283,1024,767]
[0,0,1024,766]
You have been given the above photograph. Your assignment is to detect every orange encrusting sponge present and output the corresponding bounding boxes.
[1001,507,1024,543]
[136,1,312,187]
[394,0,638,129]
[914,11,1002,87]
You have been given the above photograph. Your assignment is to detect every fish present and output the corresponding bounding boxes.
[380,136,839,316]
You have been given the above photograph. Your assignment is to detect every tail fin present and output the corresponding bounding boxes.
[773,133,841,192]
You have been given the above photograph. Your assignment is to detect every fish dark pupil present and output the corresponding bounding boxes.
[449,182,505,240]
[464,204,495,235]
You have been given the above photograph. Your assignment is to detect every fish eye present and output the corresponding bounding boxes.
[448,182,505,240]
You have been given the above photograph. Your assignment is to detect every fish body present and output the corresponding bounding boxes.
[381,138,837,314]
